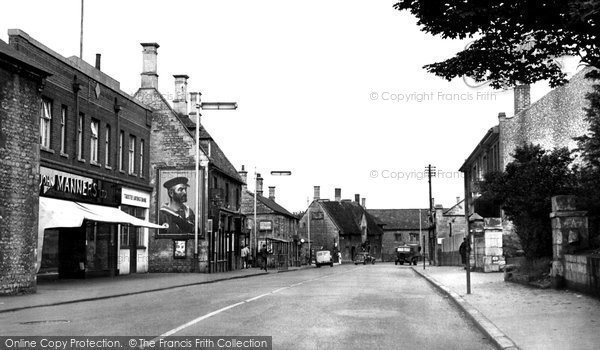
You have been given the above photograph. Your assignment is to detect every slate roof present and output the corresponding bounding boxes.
[320,201,383,236]
[178,113,244,184]
[245,190,297,219]
[367,209,431,230]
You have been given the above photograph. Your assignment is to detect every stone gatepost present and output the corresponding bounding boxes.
[550,195,588,288]
[472,217,505,272]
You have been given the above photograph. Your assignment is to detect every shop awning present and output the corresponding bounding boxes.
[39,197,164,230]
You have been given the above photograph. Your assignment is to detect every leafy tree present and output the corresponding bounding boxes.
[478,144,576,259]
[393,0,600,88]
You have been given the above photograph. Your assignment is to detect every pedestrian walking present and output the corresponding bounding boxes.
[241,245,250,269]
[459,237,468,269]
[260,244,269,272]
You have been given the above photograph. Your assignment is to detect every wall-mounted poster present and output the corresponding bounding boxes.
[174,240,187,259]
[157,169,201,238]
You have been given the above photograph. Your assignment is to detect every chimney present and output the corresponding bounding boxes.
[140,43,160,89]
[355,194,360,203]
[256,173,264,197]
[335,188,341,202]
[514,84,530,115]
[95,54,101,70]
[269,186,276,201]
[173,75,189,115]
[314,186,320,201]
[457,197,460,204]
[239,165,248,191]
[361,198,366,208]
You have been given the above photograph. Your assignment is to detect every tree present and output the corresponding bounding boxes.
[393,0,600,88]
[479,144,576,259]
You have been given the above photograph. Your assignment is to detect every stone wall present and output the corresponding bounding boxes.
[0,62,43,295]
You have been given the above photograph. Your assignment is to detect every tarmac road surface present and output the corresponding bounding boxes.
[1,264,494,349]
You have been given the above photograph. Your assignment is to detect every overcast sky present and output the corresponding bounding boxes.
[2,0,564,212]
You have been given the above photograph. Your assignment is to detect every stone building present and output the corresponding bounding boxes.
[0,38,50,295]
[298,187,382,263]
[367,208,430,262]
[4,29,161,286]
[133,43,245,273]
[239,167,299,267]
[432,199,467,266]
[459,67,597,265]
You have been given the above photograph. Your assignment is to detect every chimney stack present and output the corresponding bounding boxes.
[355,194,360,203]
[140,43,160,89]
[335,188,341,202]
[514,84,530,115]
[239,165,248,191]
[173,75,189,115]
[457,196,461,204]
[95,53,101,70]
[314,186,320,201]
[269,186,276,201]
[256,173,264,197]
[361,198,366,208]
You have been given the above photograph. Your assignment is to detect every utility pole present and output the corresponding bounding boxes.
[425,164,436,265]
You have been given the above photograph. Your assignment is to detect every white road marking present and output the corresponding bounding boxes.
[155,267,360,341]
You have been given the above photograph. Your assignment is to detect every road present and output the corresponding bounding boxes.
[1,264,493,349]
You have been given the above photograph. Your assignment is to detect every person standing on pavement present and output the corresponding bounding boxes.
[459,237,468,269]
[260,244,269,272]
[241,245,250,269]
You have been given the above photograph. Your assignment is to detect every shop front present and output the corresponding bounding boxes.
[38,167,162,278]
[119,188,152,274]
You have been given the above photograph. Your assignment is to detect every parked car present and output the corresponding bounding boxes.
[395,244,420,265]
[315,250,333,267]
[354,252,376,265]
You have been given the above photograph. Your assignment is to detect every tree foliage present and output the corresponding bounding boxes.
[393,0,600,88]
[479,144,576,259]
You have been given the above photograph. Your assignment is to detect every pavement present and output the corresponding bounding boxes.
[0,266,307,314]
[412,265,600,350]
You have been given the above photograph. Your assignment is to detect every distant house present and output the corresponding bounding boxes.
[298,187,383,263]
[367,209,430,262]
[432,198,467,266]
[239,167,299,267]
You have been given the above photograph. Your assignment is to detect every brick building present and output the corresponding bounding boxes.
[298,187,382,263]
[5,29,161,284]
[133,43,245,273]
[239,167,299,267]
[460,67,597,264]
[0,38,50,295]
[367,209,430,262]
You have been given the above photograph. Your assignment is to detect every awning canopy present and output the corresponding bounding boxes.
[39,197,164,230]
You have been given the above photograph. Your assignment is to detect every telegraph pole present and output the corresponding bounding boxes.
[425,164,436,265]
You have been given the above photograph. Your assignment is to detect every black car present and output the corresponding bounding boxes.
[354,252,376,265]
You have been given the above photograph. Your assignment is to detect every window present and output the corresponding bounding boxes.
[60,106,67,154]
[90,119,99,163]
[120,206,146,248]
[105,125,111,167]
[225,183,230,204]
[409,233,419,242]
[40,98,52,148]
[119,131,124,171]
[77,113,84,159]
[139,139,144,177]
[395,233,403,242]
[128,135,136,174]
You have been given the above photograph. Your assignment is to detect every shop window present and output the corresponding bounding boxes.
[120,205,146,248]
[40,98,52,148]
[90,119,99,163]
[60,106,67,154]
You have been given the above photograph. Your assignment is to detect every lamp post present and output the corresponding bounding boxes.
[425,164,436,264]
[191,92,237,273]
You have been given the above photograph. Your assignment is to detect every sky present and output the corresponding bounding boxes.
[1,0,566,212]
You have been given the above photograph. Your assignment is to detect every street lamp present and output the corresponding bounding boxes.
[191,92,237,273]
